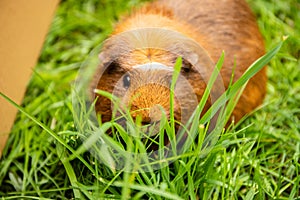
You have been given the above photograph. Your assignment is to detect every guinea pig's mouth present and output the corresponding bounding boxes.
[139,121,161,136]
[114,114,181,152]
[116,117,164,137]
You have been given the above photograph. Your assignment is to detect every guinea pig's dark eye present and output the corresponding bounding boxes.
[181,59,192,73]
[123,74,131,89]
[182,67,191,73]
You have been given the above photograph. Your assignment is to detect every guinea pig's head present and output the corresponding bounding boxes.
[92,29,222,137]
[93,48,201,135]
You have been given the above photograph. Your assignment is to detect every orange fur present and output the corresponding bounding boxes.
[93,0,266,126]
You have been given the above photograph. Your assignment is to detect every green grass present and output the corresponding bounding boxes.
[0,0,299,199]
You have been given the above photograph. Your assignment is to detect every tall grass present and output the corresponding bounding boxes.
[0,0,299,199]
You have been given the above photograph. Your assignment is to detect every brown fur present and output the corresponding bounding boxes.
[93,0,266,126]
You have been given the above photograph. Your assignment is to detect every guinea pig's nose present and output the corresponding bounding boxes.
[131,104,166,124]
[132,105,166,136]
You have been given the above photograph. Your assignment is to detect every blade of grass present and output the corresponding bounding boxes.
[56,143,83,199]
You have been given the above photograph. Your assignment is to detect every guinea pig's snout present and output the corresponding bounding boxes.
[131,104,167,124]
[110,62,184,136]
[130,104,167,136]
[128,83,172,135]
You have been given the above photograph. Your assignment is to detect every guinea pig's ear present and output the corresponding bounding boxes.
[98,52,109,64]
[98,52,119,73]
[187,53,199,66]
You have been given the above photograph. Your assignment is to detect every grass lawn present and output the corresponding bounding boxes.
[0,0,299,199]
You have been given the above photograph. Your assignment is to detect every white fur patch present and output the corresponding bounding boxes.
[132,62,173,71]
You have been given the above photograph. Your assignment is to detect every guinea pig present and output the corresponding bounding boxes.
[92,0,266,132]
